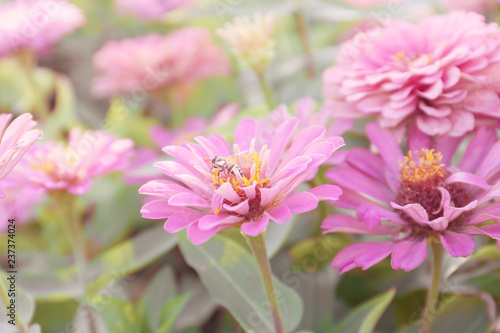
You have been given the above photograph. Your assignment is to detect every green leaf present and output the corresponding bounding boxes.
[86,224,177,295]
[398,294,492,333]
[142,267,177,332]
[178,232,304,333]
[467,244,500,262]
[264,215,295,257]
[331,288,396,333]
[157,294,190,333]
[89,297,139,333]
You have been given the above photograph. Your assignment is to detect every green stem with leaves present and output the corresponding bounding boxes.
[256,71,278,110]
[243,232,285,333]
[0,278,27,332]
[419,241,443,333]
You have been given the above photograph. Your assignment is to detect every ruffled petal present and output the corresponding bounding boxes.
[241,215,270,236]
[439,231,475,258]
[390,238,428,272]
[322,215,395,235]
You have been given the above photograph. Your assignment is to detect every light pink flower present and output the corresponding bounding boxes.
[0,113,42,197]
[139,111,345,244]
[13,128,134,195]
[323,122,500,272]
[0,0,86,57]
[115,0,195,22]
[0,175,44,232]
[443,0,493,14]
[323,12,500,138]
[92,27,232,98]
[340,0,394,9]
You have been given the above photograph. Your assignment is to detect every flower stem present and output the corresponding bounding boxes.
[256,71,277,110]
[419,241,443,333]
[0,278,27,332]
[294,11,315,79]
[243,232,285,333]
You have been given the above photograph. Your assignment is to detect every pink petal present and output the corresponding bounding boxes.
[215,182,241,203]
[198,214,243,230]
[390,202,429,224]
[169,192,210,208]
[328,166,394,203]
[465,225,500,240]
[460,127,497,173]
[283,192,319,213]
[164,212,203,233]
[308,184,343,202]
[241,215,270,236]
[355,242,397,270]
[365,122,403,174]
[266,206,291,224]
[234,118,257,152]
[439,231,475,258]
[322,215,395,235]
[390,238,428,272]
[187,222,220,245]
[223,199,250,215]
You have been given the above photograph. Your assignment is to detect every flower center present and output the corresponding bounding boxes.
[394,149,470,222]
[209,152,271,217]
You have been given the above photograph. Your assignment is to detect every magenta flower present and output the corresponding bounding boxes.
[140,113,345,244]
[0,113,42,197]
[92,28,232,98]
[323,12,500,138]
[115,0,195,22]
[0,0,86,57]
[13,128,134,195]
[323,122,500,273]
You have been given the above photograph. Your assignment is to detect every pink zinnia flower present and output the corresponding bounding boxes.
[0,176,44,232]
[139,113,345,244]
[323,123,500,273]
[92,27,232,98]
[0,0,86,57]
[323,12,500,138]
[115,0,195,22]
[0,113,42,197]
[13,128,134,195]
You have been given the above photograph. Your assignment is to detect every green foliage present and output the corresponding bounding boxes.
[330,288,396,333]
[178,232,304,333]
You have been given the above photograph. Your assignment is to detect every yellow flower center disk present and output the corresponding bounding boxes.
[210,152,270,191]
[395,149,470,222]
[209,152,272,217]
[400,149,444,184]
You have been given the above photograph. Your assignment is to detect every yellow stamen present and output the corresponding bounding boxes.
[400,149,445,183]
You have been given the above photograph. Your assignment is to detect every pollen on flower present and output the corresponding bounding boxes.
[395,149,470,222]
[208,145,273,218]
[400,149,444,184]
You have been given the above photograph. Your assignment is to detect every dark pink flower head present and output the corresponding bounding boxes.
[140,112,345,244]
[92,28,232,98]
[14,128,134,195]
[323,122,500,273]
[0,113,42,197]
[115,0,195,22]
[323,12,500,138]
[0,0,86,57]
